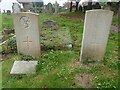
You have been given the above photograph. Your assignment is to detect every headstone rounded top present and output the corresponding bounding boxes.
[86,9,113,14]
[13,12,39,16]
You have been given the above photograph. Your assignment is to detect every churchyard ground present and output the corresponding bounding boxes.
[0,12,119,88]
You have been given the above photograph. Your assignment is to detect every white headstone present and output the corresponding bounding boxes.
[10,61,38,74]
[80,10,113,63]
[13,12,41,57]
[12,3,21,13]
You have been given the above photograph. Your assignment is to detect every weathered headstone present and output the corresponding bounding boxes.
[10,61,38,74]
[13,12,41,57]
[55,1,59,13]
[12,3,21,13]
[45,3,54,13]
[80,10,113,63]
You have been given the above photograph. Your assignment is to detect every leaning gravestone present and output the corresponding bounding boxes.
[13,12,41,57]
[80,10,113,63]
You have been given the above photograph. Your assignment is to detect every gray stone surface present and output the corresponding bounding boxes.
[12,3,21,13]
[55,1,59,14]
[10,61,38,74]
[80,10,113,62]
[13,12,41,57]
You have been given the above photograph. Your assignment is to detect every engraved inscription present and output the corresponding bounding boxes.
[20,16,31,29]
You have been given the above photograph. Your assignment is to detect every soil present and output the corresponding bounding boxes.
[59,13,84,22]
[111,25,120,33]
[74,73,93,88]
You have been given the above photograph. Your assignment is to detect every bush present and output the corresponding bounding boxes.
[1,44,9,55]
[1,37,17,55]
[7,37,17,53]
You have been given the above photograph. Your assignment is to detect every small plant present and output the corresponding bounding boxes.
[21,55,35,61]
[7,37,17,53]
[2,44,9,55]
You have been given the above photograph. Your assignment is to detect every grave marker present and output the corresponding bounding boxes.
[80,10,113,63]
[55,1,59,13]
[13,12,41,57]
[10,61,38,74]
[12,3,21,13]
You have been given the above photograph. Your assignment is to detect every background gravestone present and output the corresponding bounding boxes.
[46,3,54,13]
[12,3,21,13]
[13,12,41,57]
[80,10,113,63]
[55,1,59,14]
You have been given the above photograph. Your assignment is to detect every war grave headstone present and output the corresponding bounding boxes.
[80,10,113,63]
[12,3,21,13]
[10,12,40,75]
[13,12,41,57]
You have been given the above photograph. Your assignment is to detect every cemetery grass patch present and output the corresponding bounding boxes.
[2,14,14,31]
[1,13,119,88]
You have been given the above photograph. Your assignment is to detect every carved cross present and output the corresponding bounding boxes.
[23,36,32,50]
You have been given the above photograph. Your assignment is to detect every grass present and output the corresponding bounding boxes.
[1,14,14,31]
[112,15,120,26]
[0,14,2,31]
[1,12,119,88]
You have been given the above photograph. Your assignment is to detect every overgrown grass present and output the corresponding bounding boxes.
[112,15,120,26]
[2,14,14,31]
[1,12,119,88]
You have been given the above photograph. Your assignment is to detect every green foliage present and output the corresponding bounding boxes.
[7,37,17,53]
[2,12,119,88]
[112,15,119,26]
[94,76,118,88]
[36,50,77,73]
[2,14,14,31]
[1,44,9,55]
[20,55,35,61]
[1,37,17,55]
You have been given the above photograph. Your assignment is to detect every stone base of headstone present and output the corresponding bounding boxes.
[10,61,38,75]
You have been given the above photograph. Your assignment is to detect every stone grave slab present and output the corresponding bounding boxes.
[13,12,41,57]
[80,10,113,62]
[10,61,38,74]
